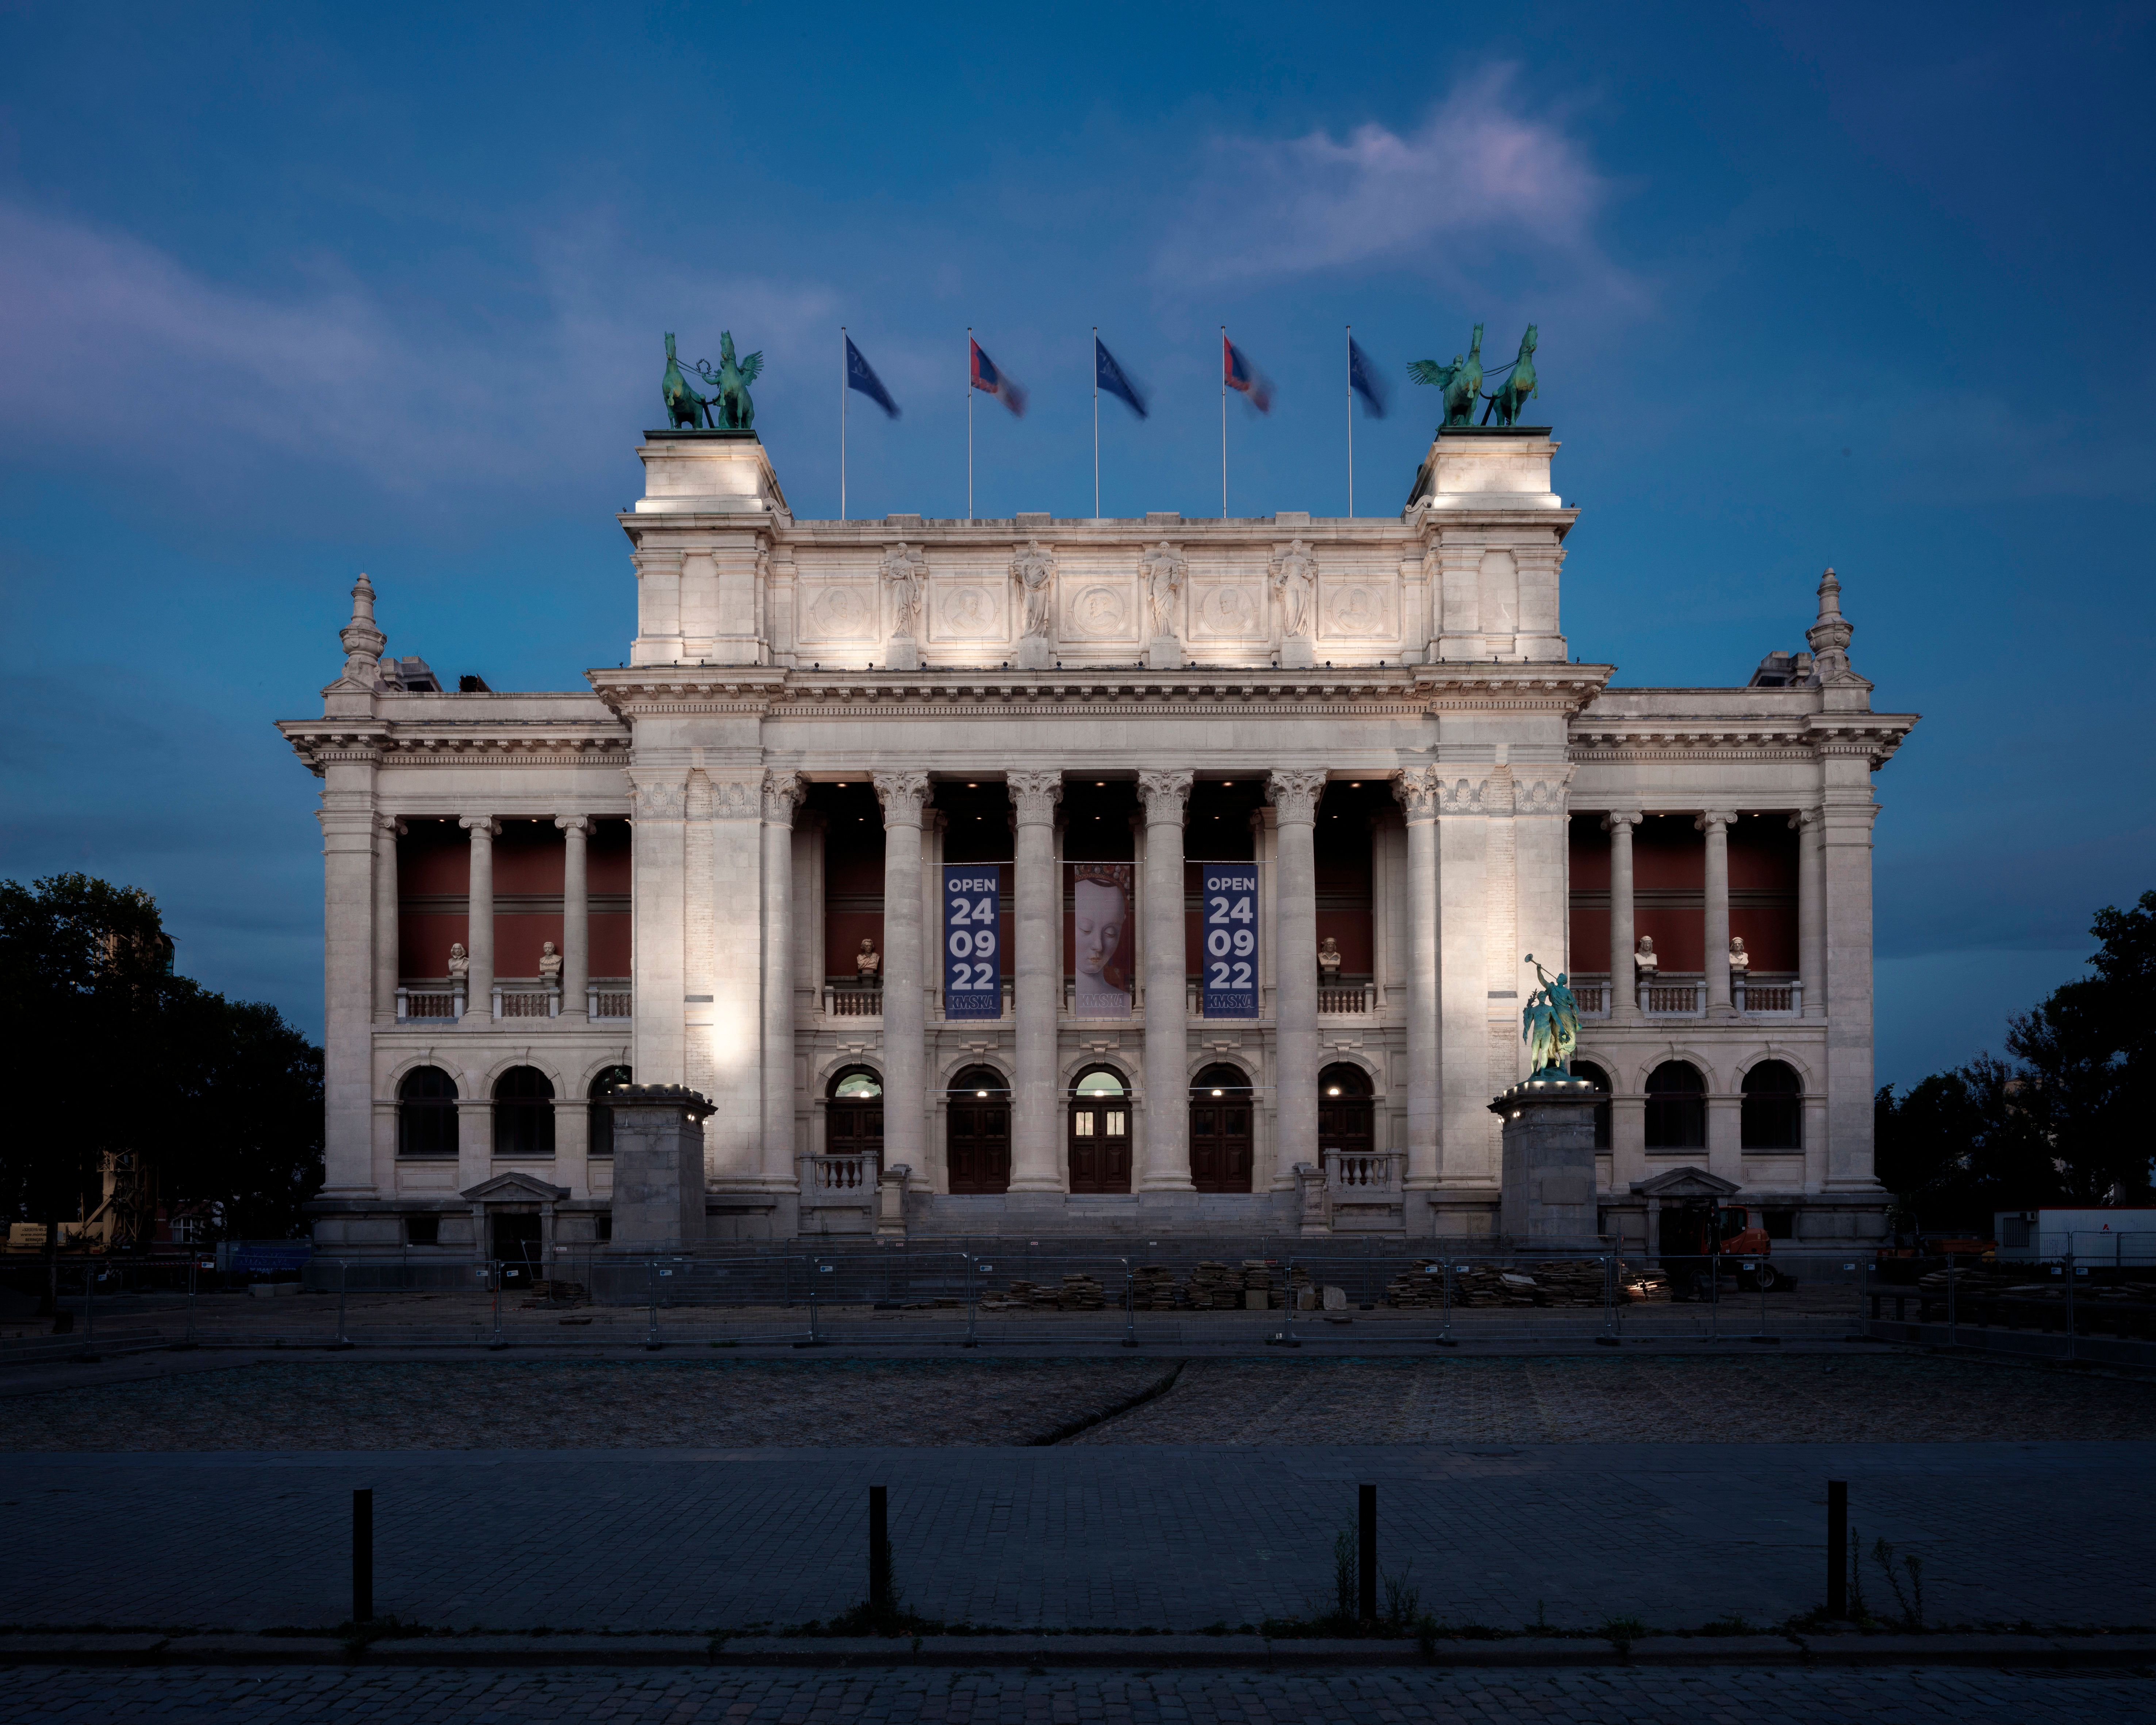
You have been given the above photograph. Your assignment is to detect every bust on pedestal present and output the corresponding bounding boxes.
[1493,957,1600,1247]
[855,938,882,987]
[606,1084,714,1253]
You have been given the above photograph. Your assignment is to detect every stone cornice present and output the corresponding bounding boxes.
[1568,711,1917,769]
[278,718,629,776]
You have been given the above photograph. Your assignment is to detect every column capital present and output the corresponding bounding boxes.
[872,769,932,826]
[1789,807,1821,832]
[761,770,807,823]
[1006,769,1063,824]
[458,815,501,837]
[553,813,594,835]
[1600,809,1642,833]
[1694,810,1737,833]
[627,771,688,822]
[1265,769,1328,826]
[1137,769,1194,825]
[1392,765,1441,823]
[375,813,407,839]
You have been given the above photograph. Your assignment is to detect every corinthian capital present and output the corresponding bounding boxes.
[1006,769,1064,824]
[872,770,932,826]
[1138,769,1194,825]
[762,770,807,823]
[1392,765,1441,822]
[1265,769,1328,826]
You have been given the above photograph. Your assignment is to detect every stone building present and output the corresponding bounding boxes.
[280,424,1915,1259]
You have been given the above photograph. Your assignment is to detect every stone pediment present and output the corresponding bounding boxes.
[460,1172,571,1203]
[1630,1166,1739,1200]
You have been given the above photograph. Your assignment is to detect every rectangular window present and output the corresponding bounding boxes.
[1762,1209,1796,1240]
[1106,1111,1127,1135]
[596,1212,612,1244]
[406,1214,441,1247]
[1074,1114,1094,1137]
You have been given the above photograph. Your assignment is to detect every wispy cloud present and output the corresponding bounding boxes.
[1156,71,1624,295]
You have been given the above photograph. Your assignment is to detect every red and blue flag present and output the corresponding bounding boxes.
[1223,335,1273,412]
[970,338,1027,417]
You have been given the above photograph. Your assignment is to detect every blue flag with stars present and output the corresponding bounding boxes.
[1095,335,1148,419]
[847,334,900,418]
[1349,336,1389,418]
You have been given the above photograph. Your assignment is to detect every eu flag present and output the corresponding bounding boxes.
[1223,336,1273,412]
[847,335,900,419]
[1349,336,1389,418]
[1095,336,1148,419]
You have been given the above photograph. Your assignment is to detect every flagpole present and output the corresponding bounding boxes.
[1092,326,1100,520]
[967,326,973,524]
[1220,325,1227,520]
[840,325,848,522]
[1346,324,1354,521]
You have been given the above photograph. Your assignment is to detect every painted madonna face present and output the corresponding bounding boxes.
[1074,877,1127,980]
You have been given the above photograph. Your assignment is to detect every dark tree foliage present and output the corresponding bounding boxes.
[0,874,323,1258]
[1877,890,2156,1229]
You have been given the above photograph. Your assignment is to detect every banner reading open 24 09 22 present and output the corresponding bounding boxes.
[1201,863,1259,1017]
[943,866,1002,1019]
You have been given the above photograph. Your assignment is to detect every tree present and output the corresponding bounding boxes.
[1875,1055,2059,1230]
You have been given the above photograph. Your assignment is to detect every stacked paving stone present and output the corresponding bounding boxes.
[1132,1266,1180,1310]
[1266,1264,1315,1310]
[991,1272,1109,1311]
[1381,1262,1630,1309]
[1185,1262,1242,1310]
[1240,1260,1276,1309]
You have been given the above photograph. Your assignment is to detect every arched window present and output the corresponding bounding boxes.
[398,1066,458,1160]
[1741,1059,1803,1150]
[1190,1063,1254,1193]
[1318,1062,1375,1163]
[492,1065,556,1158]
[586,1065,631,1158]
[1644,1061,1706,1150]
[947,1064,1010,1193]
[1573,1060,1614,1151]
[827,1066,883,1163]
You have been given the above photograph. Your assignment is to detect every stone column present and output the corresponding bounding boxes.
[555,815,591,1021]
[1794,809,1825,1020]
[1393,768,1440,1189]
[1604,811,1640,1021]
[762,773,806,1184]
[460,815,499,1022]
[1823,797,1881,1187]
[373,815,403,1024]
[1699,811,1735,1018]
[1008,772,1064,1191]
[874,772,931,1178]
[1138,770,1194,1191]
[1267,770,1327,1188]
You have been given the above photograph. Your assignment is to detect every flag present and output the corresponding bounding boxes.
[1095,336,1148,418]
[970,338,1026,417]
[1349,336,1389,418]
[846,334,900,418]
[1223,335,1273,412]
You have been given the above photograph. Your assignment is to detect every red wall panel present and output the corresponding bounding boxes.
[400,913,467,979]
[589,912,632,978]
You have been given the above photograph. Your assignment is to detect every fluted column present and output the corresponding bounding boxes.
[555,815,591,1020]
[1699,810,1735,1018]
[761,774,805,1184]
[1604,811,1641,1021]
[373,815,403,1024]
[1008,770,1065,1191]
[873,772,931,1177]
[1393,769,1440,1187]
[1138,770,1194,1190]
[460,815,499,1022]
[1267,770,1327,1188]
[1794,809,1824,1020]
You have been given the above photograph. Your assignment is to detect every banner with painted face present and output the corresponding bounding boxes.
[1069,861,1135,1018]
[1201,863,1259,1017]
[943,866,1002,1019]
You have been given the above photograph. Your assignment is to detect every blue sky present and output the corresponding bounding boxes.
[2,2,2150,1087]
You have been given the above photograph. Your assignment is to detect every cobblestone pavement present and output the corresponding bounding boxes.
[4,1443,2151,1633]
[6,1664,2151,1723]
[5,1353,2155,1450]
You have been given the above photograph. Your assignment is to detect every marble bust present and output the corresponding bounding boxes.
[1633,935,1659,977]
[1317,936,1342,982]
[856,937,882,983]
[1727,936,1750,974]
[538,940,563,982]
[446,941,469,979]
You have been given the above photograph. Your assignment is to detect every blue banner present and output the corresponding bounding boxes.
[1201,864,1259,1018]
[943,866,1002,1020]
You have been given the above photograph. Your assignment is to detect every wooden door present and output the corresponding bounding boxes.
[1189,1065,1253,1192]
[1068,1077,1132,1193]
[947,1067,1010,1193]
[828,1098,883,1163]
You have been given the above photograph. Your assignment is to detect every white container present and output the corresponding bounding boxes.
[1995,1208,2156,1265]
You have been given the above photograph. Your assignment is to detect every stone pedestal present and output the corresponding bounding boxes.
[877,1164,910,1239]
[884,639,922,671]
[1144,636,1181,669]
[607,1085,714,1253]
[1492,1075,1600,1246]
[1017,636,1051,669]
[1280,638,1315,669]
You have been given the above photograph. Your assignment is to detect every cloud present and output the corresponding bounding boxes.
[1156,72,1622,293]
[0,200,839,505]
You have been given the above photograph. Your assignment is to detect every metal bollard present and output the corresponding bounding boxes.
[1827,1479,1848,1617]
[1358,1483,1377,1623]
[334,1259,352,1350]
[1122,1265,1138,1348]
[2064,1252,2077,1363]
[964,1257,980,1349]
[1947,1258,1957,1349]
[645,1258,661,1351]
[868,1484,891,1611]
[183,1257,197,1349]
[1280,1256,1301,1348]
[353,1487,374,1623]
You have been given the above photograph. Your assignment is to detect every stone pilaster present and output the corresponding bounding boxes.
[1007,770,1064,1192]
[1793,809,1825,1021]
[1822,795,1881,1188]
[1138,769,1194,1190]
[709,773,765,1181]
[1266,769,1326,1189]
[1699,810,1735,1018]
[1604,811,1641,1021]
[459,815,499,1023]
[874,771,932,1178]
[1393,768,1440,1189]
[761,772,806,1185]
[373,814,403,1025]
[555,815,591,1021]
[1436,772,1491,1183]
[628,768,690,1090]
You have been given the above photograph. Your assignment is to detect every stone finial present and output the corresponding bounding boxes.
[337,572,387,689]
[1807,566,1854,680]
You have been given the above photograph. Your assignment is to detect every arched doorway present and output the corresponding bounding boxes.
[1068,1066,1132,1193]
[1318,1063,1374,1165]
[826,1066,883,1166]
[1189,1064,1254,1193]
[947,1065,1011,1193]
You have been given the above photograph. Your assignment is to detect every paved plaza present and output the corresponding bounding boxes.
[8,1663,2153,1724]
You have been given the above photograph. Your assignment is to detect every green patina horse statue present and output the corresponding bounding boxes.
[1408,322,1484,429]
[706,331,764,431]
[662,333,717,429]
[1482,325,1539,426]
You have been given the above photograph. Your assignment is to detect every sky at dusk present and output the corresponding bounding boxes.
[1,2,2151,1088]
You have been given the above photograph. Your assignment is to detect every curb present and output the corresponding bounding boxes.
[4,1632,2155,1671]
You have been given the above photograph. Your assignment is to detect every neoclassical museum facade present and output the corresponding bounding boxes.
[281,425,1915,1256]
